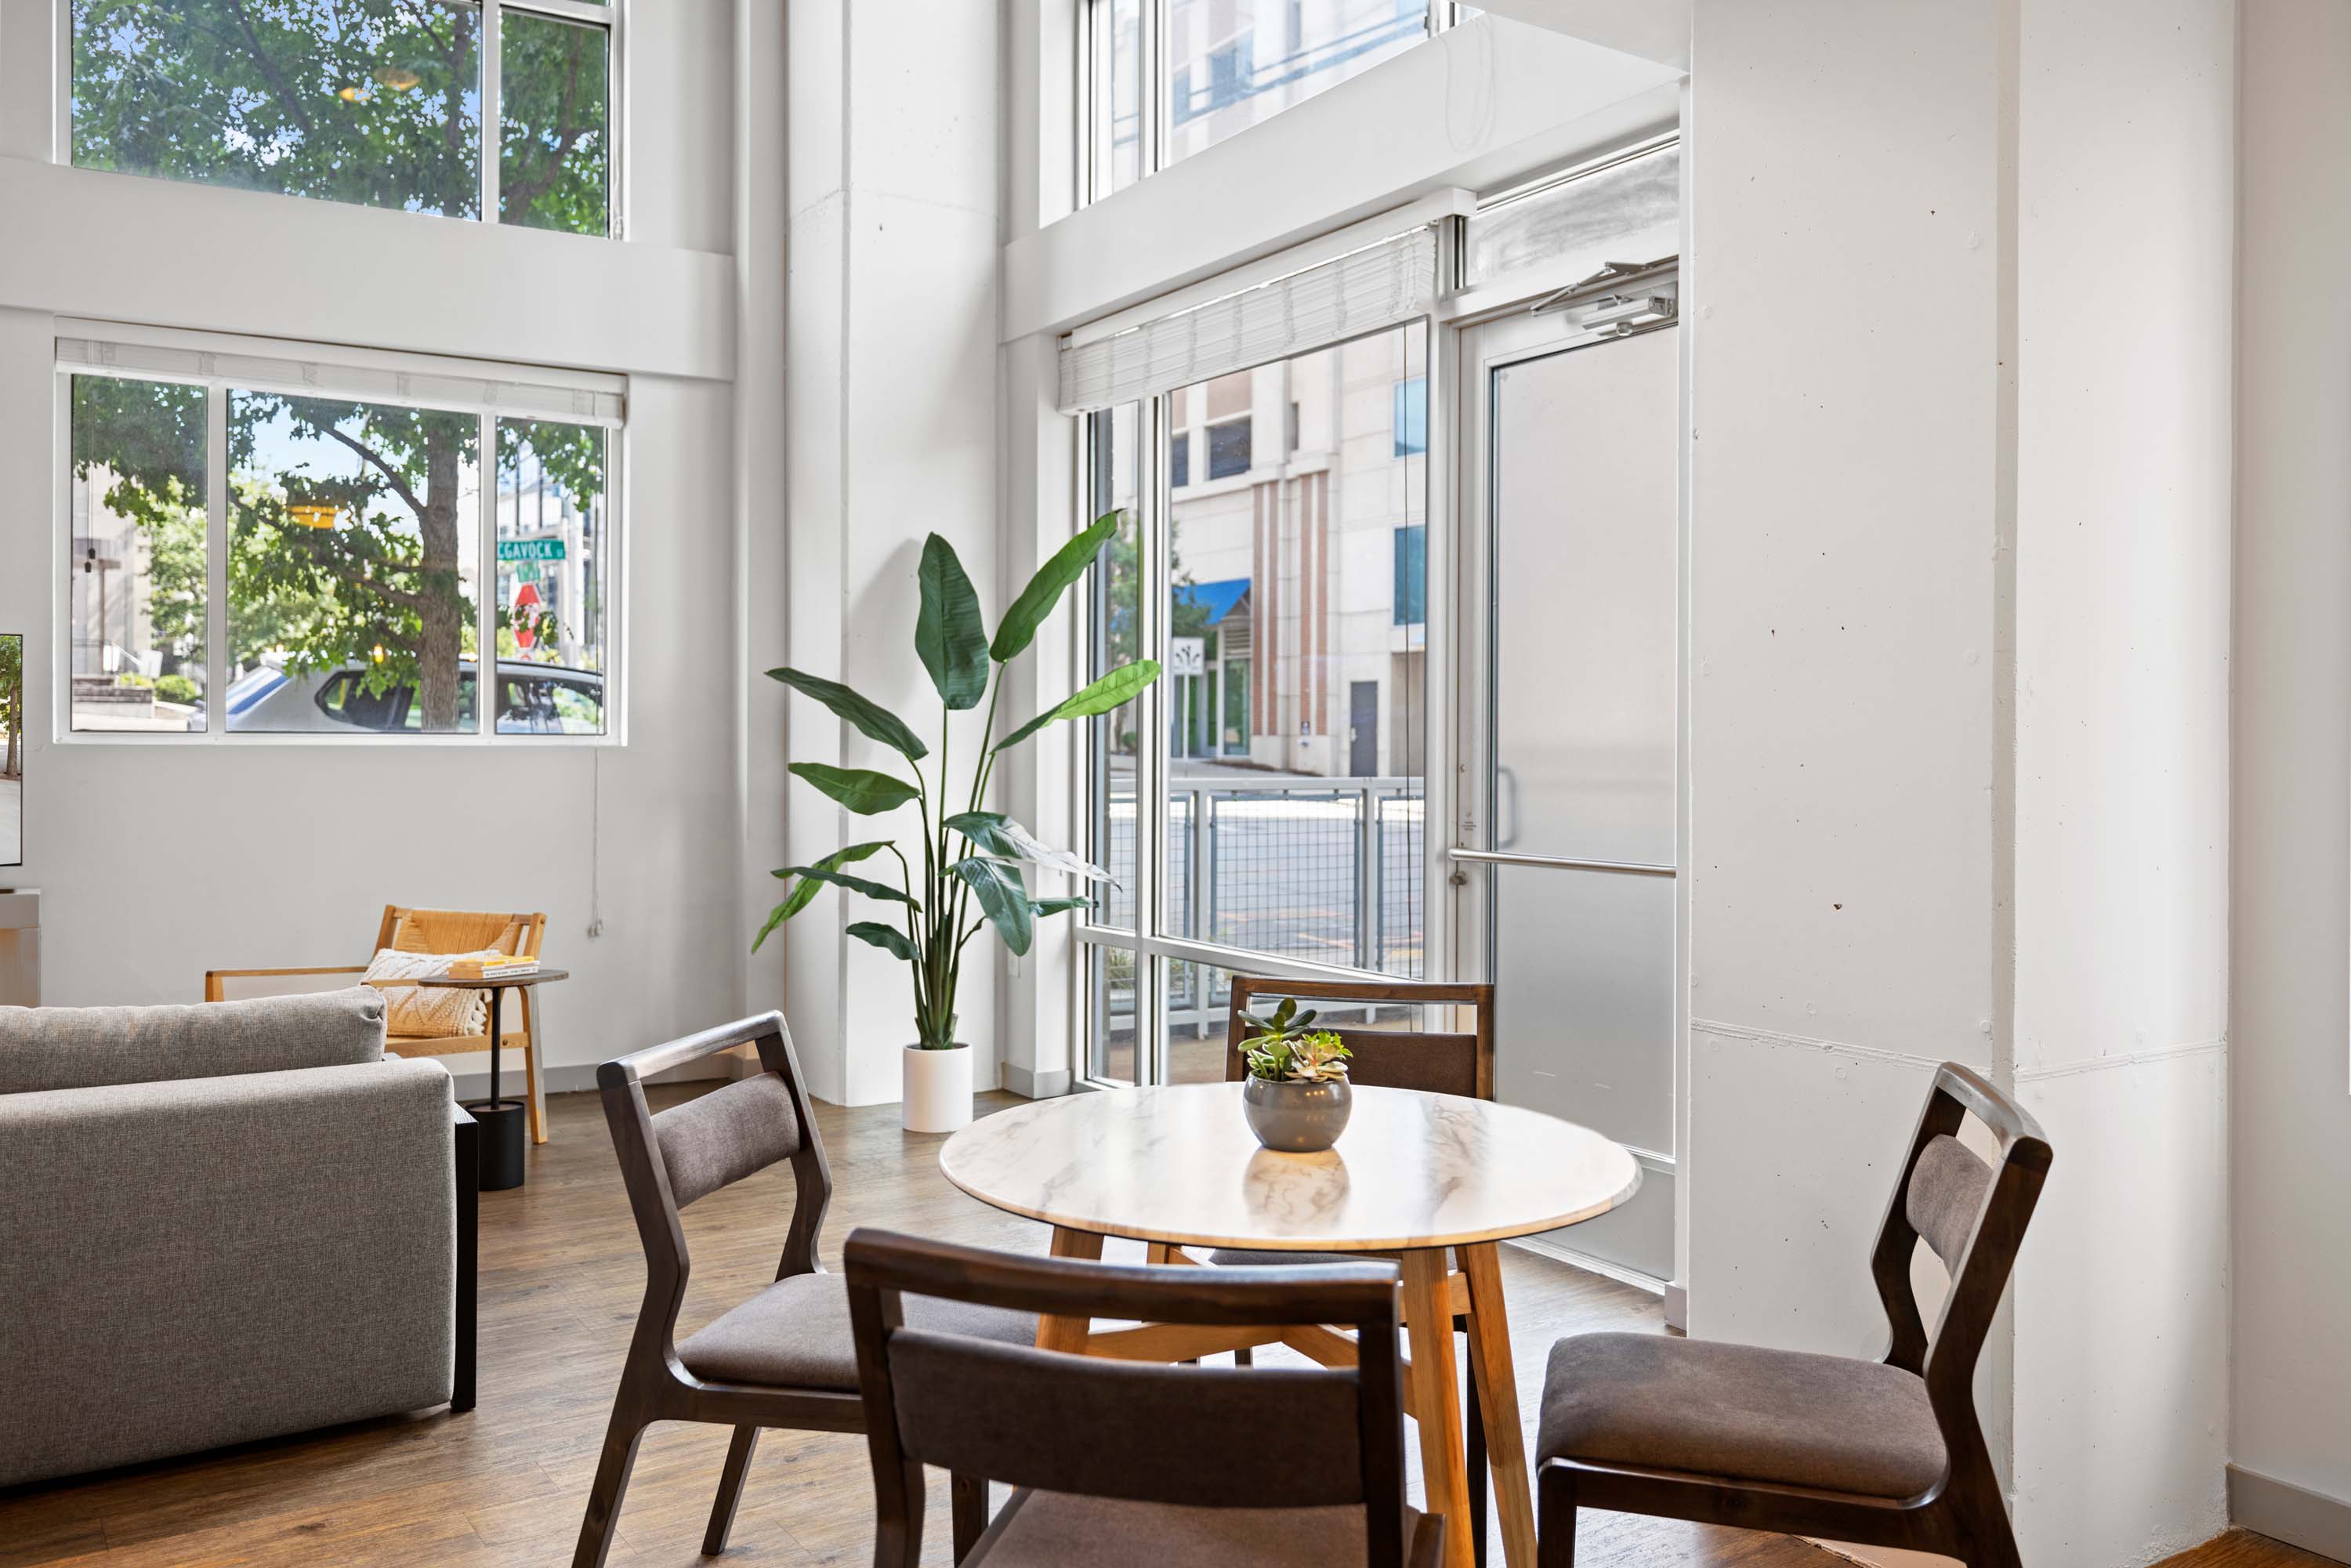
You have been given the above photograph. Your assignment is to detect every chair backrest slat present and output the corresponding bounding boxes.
[886,1331,1365,1506]
[651,1072,802,1211]
[1226,976,1494,1102]
[847,1230,1416,1567]
[1868,1063,2052,1414]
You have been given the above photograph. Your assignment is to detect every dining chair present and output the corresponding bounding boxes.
[845,1227,1447,1568]
[1213,975,1499,1561]
[1534,1061,2052,1567]
[206,904,554,1144]
[572,1014,1037,1568]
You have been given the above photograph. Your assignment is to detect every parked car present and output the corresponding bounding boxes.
[223,656,604,735]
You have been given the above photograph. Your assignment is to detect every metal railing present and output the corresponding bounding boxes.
[1099,773,1424,1035]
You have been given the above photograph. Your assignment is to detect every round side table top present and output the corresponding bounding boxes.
[416,967,571,989]
[939,1081,1641,1253]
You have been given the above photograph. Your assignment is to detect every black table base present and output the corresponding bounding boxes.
[467,1099,528,1192]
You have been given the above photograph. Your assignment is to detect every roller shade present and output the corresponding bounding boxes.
[56,329,627,426]
[1057,226,1437,414]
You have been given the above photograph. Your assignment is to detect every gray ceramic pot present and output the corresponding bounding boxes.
[1242,1075,1353,1153]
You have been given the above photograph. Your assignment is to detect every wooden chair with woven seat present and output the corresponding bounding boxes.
[845,1227,1447,1568]
[574,1014,1038,1568]
[1207,975,1499,1564]
[206,904,553,1144]
[1534,1061,2052,1567]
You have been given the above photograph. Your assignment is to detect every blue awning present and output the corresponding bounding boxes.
[1173,576,1251,625]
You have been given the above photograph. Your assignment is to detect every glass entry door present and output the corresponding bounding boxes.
[1454,300,1679,1281]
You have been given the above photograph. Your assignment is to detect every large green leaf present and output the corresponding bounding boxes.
[1030,896,1092,918]
[789,761,920,814]
[766,667,927,762]
[915,533,989,711]
[846,921,917,961]
[996,660,1165,751]
[951,855,1034,957]
[991,511,1121,663]
[942,810,1012,856]
[769,863,918,905]
[752,840,893,951]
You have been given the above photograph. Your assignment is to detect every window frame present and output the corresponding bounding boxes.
[53,322,627,749]
[1070,310,1451,1090]
[1081,0,1469,205]
[56,0,628,241]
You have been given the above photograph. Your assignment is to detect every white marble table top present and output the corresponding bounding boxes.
[939,1082,1642,1252]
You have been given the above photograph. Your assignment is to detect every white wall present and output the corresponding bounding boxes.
[784,0,1004,1104]
[1685,0,2003,1357]
[2007,0,2235,1558]
[0,0,766,1088]
[2231,0,2351,1531]
[1689,2,2234,1563]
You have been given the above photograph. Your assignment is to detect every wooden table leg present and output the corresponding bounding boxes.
[1461,1243,1535,1568]
[1402,1247,1474,1568]
[1037,1227,1104,1353]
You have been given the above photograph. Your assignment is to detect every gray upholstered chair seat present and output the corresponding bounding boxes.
[1538,1332,1946,1499]
[970,1487,1427,1566]
[677,1272,1037,1392]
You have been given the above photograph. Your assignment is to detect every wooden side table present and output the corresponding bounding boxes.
[419,969,568,1192]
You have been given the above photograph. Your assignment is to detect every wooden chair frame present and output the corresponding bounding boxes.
[1537,1062,2052,1568]
[573,1012,868,1566]
[1222,974,1500,1563]
[206,904,552,1143]
[845,1229,1446,1568]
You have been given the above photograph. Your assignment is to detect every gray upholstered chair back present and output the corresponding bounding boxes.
[1868,1063,2052,1410]
[597,1013,834,1345]
[845,1230,1422,1566]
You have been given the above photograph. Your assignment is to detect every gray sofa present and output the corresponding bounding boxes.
[0,987,462,1487]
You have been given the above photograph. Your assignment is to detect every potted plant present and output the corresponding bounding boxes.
[754,517,1161,1132]
[1237,997,1355,1153]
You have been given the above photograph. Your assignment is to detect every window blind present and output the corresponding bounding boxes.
[55,329,627,427]
[1056,226,1438,414]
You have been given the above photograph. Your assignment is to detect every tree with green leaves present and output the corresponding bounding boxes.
[757,516,1164,1050]
[67,2,609,723]
[0,634,23,780]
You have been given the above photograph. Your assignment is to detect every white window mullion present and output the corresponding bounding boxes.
[479,411,498,744]
[1137,393,1170,1081]
[205,384,228,744]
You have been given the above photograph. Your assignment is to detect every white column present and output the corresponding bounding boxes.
[784,0,1003,1104]
[1690,1,2233,1562]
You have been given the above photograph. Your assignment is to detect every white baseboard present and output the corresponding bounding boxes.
[2232,1465,2351,1563]
[1002,1063,1071,1099]
[1508,1233,1669,1298]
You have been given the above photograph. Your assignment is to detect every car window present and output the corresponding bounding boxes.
[550,678,603,735]
[317,671,406,730]
[398,671,478,730]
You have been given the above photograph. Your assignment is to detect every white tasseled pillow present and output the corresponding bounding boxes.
[362,948,494,1039]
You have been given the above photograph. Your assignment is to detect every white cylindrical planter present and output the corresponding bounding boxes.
[902,1043,973,1133]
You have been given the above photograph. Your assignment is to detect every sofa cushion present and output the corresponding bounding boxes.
[0,987,388,1094]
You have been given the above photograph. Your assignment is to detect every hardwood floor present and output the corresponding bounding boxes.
[0,1084,2319,1567]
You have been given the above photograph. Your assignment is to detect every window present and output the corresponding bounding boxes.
[1169,429,1190,489]
[1080,320,1428,1086]
[1206,416,1251,480]
[1393,524,1425,625]
[61,331,621,742]
[1393,376,1426,456]
[1089,0,1445,197]
[71,0,614,237]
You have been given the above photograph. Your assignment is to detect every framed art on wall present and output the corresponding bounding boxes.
[1,633,20,867]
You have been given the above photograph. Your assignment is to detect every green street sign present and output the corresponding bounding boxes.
[498,536,566,563]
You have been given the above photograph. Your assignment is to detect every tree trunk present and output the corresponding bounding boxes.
[417,432,465,731]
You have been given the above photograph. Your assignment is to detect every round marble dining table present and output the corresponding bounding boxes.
[938,1082,1641,1568]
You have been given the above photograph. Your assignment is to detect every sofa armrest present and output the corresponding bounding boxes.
[0,1059,457,1487]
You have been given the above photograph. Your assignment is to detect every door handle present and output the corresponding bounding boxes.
[1447,846,1676,878]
